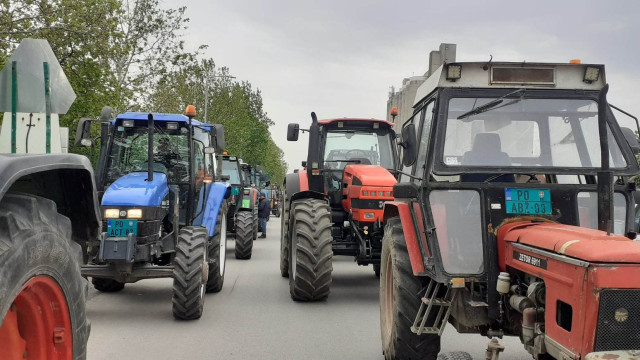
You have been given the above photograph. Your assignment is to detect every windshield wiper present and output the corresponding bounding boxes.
[457,88,526,120]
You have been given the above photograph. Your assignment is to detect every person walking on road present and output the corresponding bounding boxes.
[258,193,270,238]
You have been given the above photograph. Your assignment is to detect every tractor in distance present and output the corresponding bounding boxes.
[0,38,98,359]
[282,114,398,301]
[76,105,230,320]
[241,162,260,237]
[379,60,640,360]
[221,153,258,259]
[265,184,282,217]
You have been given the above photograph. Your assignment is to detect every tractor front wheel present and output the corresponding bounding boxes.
[289,199,333,301]
[380,217,440,360]
[235,211,254,260]
[207,201,228,293]
[172,226,208,320]
[0,193,89,359]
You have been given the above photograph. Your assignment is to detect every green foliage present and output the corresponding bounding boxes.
[0,0,287,181]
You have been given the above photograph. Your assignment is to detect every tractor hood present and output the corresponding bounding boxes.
[498,221,640,264]
[344,164,396,187]
[101,172,169,207]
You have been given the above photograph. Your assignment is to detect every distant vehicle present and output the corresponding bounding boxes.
[221,154,258,259]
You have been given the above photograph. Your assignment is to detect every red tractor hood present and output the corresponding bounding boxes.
[498,221,640,264]
[343,164,396,186]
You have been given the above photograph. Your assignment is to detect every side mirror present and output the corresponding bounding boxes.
[287,123,300,141]
[75,118,93,147]
[211,124,226,153]
[401,123,418,166]
[220,174,231,182]
[301,161,307,167]
[204,147,215,154]
[620,127,640,155]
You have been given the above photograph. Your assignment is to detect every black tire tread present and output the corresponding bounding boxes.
[289,199,333,301]
[0,193,89,359]
[280,198,290,278]
[381,217,440,360]
[172,226,207,320]
[207,201,228,293]
[235,211,253,260]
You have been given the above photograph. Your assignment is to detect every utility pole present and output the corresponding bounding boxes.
[203,65,235,123]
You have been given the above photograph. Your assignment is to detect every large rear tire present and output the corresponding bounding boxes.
[172,226,208,320]
[235,211,253,260]
[0,193,89,359]
[207,201,228,293]
[289,199,333,301]
[380,217,440,360]
[92,277,125,292]
[279,197,290,278]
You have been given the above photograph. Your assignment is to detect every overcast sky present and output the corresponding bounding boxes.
[171,0,640,172]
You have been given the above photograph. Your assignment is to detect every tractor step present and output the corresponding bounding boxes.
[411,279,458,336]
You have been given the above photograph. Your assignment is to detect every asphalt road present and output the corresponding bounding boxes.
[86,216,532,360]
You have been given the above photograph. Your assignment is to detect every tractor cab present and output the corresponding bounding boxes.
[380,61,640,360]
[395,62,640,282]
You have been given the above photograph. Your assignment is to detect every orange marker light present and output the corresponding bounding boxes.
[185,105,197,117]
[390,106,398,117]
[569,59,581,64]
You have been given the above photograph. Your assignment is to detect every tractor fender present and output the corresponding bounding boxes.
[290,190,326,203]
[0,153,101,255]
[193,182,231,237]
[383,201,425,275]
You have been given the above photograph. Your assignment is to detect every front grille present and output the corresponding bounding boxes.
[351,199,385,209]
[594,289,640,351]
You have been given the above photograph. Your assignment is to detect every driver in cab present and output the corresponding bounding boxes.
[154,137,180,168]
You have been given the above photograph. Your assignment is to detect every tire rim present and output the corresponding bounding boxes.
[0,275,72,360]
[383,250,394,340]
[220,214,227,275]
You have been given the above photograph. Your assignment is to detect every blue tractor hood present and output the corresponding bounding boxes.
[102,172,169,207]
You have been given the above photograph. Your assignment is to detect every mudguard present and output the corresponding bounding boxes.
[193,182,231,237]
[383,200,425,275]
[101,172,169,206]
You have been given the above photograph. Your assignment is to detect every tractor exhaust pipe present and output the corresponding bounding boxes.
[147,113,154,182]
[597,84,613,234]
[307,112,323,193]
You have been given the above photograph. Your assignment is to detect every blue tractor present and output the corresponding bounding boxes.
[76,106,230,320]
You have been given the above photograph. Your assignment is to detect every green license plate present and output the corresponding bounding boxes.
[107,219,138,237]
[505,188,551,215]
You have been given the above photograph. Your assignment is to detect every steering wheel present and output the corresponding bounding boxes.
[345,150,369,162]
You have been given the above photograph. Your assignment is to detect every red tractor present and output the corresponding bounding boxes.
[380,61,640,359]
[281,114,397,300]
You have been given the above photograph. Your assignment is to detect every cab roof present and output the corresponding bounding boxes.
[113,112,210,128]
[414,61,607,107]
[319,118,394,127]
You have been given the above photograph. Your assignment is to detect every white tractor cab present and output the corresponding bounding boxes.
[381,60,640,360]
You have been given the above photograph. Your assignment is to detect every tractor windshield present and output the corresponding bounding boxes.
[442,97,629,171]
[222,160,242,185]
[323,130,395,170]
[105,126,190,184]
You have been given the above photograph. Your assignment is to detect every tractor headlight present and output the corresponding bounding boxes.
[364,212,375,219]
[104,209,120,218]
[127,209,143,219]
